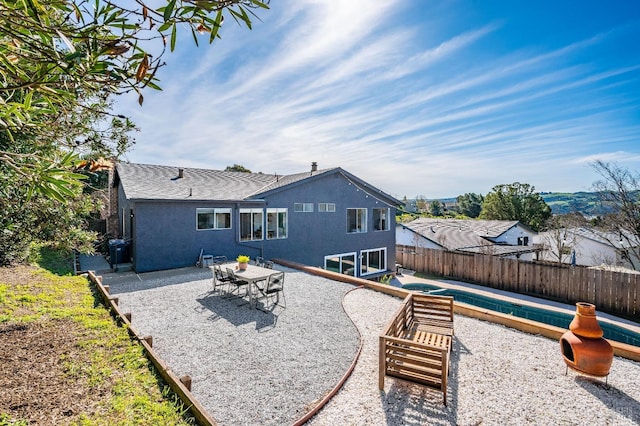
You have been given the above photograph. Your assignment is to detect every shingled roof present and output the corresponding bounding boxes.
[115,162,401,205]
[399,218,537,256]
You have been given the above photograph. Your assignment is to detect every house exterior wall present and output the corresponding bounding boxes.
[396,226,441,249]
[259,172,397,276]
[535,232,630,267]
[129,199,254,272]
[574,238,618,266]
[495,225,537,261]
[120,171,397,275]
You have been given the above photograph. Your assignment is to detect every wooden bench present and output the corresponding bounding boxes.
[379,293,454,405]
[410,293,454,336]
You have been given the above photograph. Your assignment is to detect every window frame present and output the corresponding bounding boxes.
[324,252,357,276]
[196,208,232,231]
[318,202,336,212]
[373,207,390,231]
[239,208,263,241]
[266,208,288,240]
[360,247,387,276]
[346,208,367,233]
[294,203,314,212]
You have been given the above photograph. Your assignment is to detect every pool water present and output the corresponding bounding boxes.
[402,283,640,347]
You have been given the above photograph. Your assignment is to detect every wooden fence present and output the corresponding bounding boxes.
[396,245,639,319]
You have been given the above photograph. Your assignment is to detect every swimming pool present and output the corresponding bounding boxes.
[402,282,640,347]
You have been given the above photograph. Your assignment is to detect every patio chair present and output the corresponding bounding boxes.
[255,256,265,267]
[226,268,250,305]
[211,264,232,295]
[255,271,285,311]
[264,260,274,269]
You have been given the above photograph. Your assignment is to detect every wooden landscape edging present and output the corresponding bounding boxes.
[291,286,365,426]
[272,258,410,299]
[274,260,640,363]
[86,271,217,426]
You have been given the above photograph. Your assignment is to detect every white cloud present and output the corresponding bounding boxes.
[118,0,640,198]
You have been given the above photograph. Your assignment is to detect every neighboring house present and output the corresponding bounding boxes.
[535,227,640,269]
[442,200,458,212]
[396,218,538,260]
[111,162,402,276]
[403,199,419,214]
[401,198,457,214]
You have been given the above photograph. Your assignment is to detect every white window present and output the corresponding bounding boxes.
[324,252,357,276]
[360,248,387,275]
[197,208,231,230]
[267,208,288,239]
[373,208,389,231]
[319,203,336,212]
[347,208,367,233]
[240,208,263,241]
[294,203,314,212]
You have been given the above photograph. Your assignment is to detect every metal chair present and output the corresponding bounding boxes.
[255,271,285,311]
[226,268,250,305]
[255,256,265,267]
[211,264,232,294]
[264,260,274,269]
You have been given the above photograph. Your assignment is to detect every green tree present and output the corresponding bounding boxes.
[591,160,640,270]
[479,182,551,231]
[0,135,99,265]
[225,164,252,173]
[456,192,484,218]
[1,0,269,264]
[1,0,268,196]
[429,200,443,216]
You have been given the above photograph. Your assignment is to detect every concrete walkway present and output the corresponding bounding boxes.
[78,253,111,274]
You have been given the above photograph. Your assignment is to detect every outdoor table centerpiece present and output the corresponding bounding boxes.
[236,255,250,271]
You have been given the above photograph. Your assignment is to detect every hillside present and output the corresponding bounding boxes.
[539,192,612,216]
[410,192,616,217]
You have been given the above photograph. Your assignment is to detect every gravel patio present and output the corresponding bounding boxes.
[102,265,640,425]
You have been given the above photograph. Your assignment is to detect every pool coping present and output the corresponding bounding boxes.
[273,259,640,363]
[400,276,640,331]
[397,275,640,363]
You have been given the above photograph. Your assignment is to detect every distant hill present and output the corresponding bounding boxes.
[539,192,611,216]
[408,192,615,217]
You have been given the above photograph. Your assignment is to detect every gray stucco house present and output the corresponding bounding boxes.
[112,162,402,276]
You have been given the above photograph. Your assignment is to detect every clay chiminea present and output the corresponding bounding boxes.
[560,302,613,378]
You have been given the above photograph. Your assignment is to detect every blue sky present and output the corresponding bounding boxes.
[116,0,640,199]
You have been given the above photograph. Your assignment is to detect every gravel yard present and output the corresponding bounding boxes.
[104,266,640,426]
[105,266,360,425]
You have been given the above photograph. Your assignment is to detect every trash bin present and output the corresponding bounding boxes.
[109,239,130,268]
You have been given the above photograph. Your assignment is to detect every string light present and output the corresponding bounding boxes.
[339,170,398,207]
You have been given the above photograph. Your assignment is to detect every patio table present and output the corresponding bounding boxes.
[232,264,278,308]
